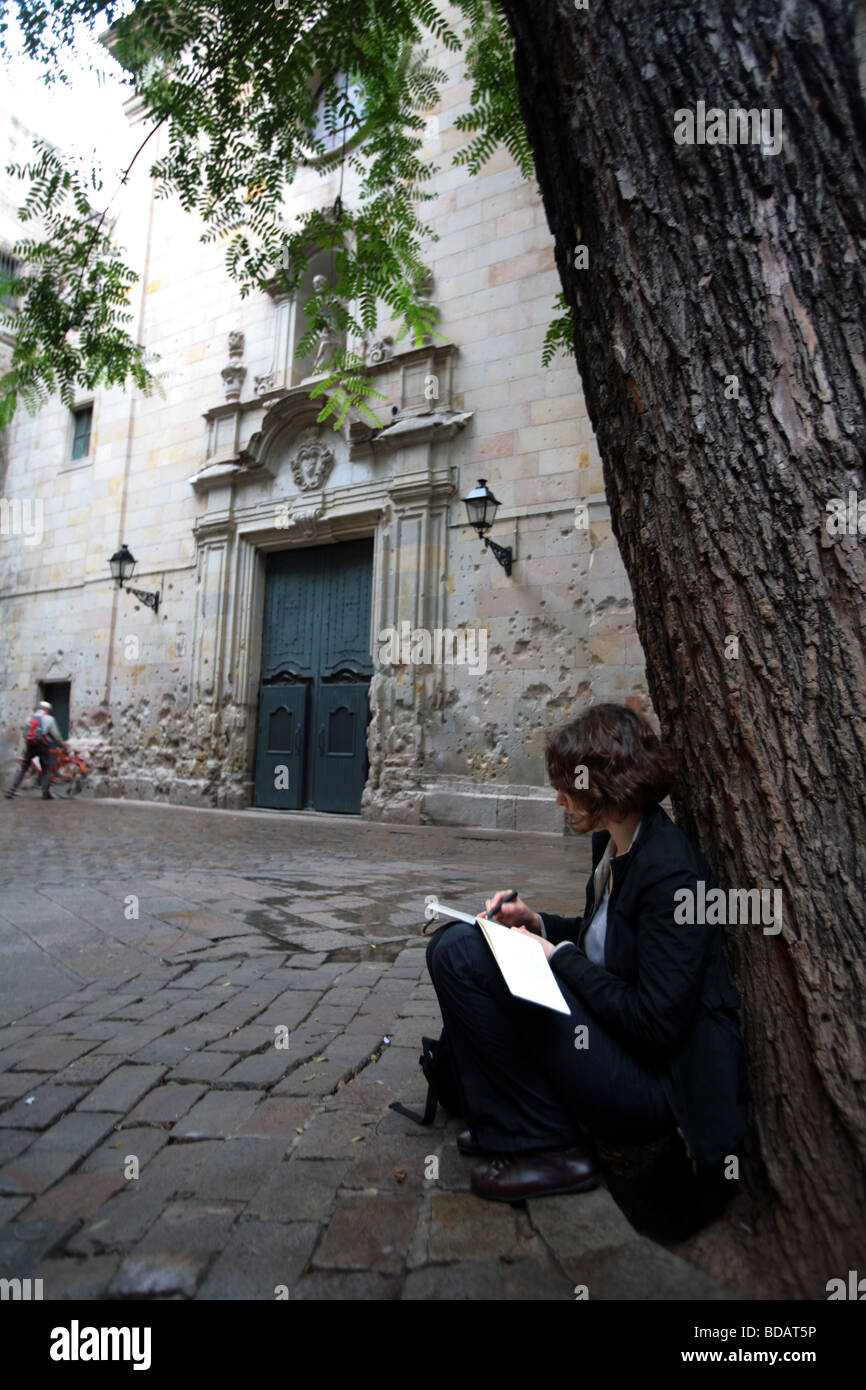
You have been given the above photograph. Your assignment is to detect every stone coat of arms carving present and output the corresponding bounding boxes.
[291,441,335,492]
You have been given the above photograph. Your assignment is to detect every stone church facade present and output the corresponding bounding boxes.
[0,13,651,831]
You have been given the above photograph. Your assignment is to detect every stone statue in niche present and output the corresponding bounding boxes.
[290,441,335,492]
[310,274,345,372]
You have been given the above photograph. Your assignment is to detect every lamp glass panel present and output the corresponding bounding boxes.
[465,488,497,529]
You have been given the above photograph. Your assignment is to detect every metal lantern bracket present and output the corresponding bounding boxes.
[126,585,160,614]
[109,543,161,614]
[462,477,514,577]
[482,535,513,577]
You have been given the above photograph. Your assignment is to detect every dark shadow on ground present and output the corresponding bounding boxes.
[596,1135,735,1244]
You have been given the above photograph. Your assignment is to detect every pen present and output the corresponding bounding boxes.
[480,889,519,920]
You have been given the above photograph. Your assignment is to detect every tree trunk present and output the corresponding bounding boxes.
[500,0,866,1296]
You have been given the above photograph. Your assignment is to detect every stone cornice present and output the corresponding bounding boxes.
[366,339,459,378]
[373,405,473,451]
[188,458,275,495]
[191,342,470,486]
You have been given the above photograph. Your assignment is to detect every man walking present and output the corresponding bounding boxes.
[5,700,69,800]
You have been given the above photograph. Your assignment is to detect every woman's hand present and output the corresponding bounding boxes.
[513,925,557,960]
[483,890,542,933]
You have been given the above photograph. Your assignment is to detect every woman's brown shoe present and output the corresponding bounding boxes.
[471,1147,600,1202]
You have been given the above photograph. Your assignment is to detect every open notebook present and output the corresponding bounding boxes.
[431,904,571,1015]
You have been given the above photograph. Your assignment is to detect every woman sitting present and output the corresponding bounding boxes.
[426,702,748,1203]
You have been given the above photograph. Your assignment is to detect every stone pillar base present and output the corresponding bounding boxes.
[361,788,425,824]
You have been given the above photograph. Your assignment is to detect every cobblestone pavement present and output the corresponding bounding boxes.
[0,797,733,1300]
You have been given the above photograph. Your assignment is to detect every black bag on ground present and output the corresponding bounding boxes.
[389,1031,467,1126]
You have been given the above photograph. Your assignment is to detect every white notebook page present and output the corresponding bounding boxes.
[431,905,572,1015]
[476,917,571,1014]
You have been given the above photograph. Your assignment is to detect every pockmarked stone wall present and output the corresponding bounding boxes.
[0,4,650,827]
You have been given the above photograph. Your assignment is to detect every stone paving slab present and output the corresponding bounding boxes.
[0,1214,81,1277]
[108,1202,241,1298]
[55,1055,126,1086]
[312,1192,420,1276]
[170,1052,238,1084]
[35,1253,122,1300]
[248,1158,352,1223]
[219,1053,295,1087]
[192,1137,287,1202]
[0,1083,89,1131]
[1,1037,97,1072]
[77,1064,167,1114]
[0,1070,45,1099]
[197,1217,319,1300]
[15,1169,127,1227]
[0,799,738,1300]
[123,1084,209,1127]
[234,1098,314,1139]
[80,1125,169,1174]
[171,1090,267,1140]
[65,1142,225,1255]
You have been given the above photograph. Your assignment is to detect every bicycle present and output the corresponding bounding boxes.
[15,747,88,796]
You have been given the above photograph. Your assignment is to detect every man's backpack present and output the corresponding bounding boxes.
[25,713,49,744]
[389,1031,467,1127]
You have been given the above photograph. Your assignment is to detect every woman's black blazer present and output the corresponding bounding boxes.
[539,801,748,1167]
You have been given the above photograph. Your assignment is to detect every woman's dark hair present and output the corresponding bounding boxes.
[544,703,677,823]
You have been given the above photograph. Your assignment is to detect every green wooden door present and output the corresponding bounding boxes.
[313,683,371,814]
[254,685,307,809]
[255,538,373,812]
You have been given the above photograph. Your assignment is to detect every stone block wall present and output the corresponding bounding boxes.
[0,5,650,828]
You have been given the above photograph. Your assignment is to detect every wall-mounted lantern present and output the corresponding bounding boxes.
[109,543,160,614]
[463,478,512,576]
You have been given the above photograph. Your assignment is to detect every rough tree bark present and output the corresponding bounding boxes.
[500,0,866,1296]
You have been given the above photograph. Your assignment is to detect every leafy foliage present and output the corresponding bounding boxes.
[307,347,388,430]
[452,0,533,180]
[542,291,574,368]
[0,0,570,428]
[0,138,154,428]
